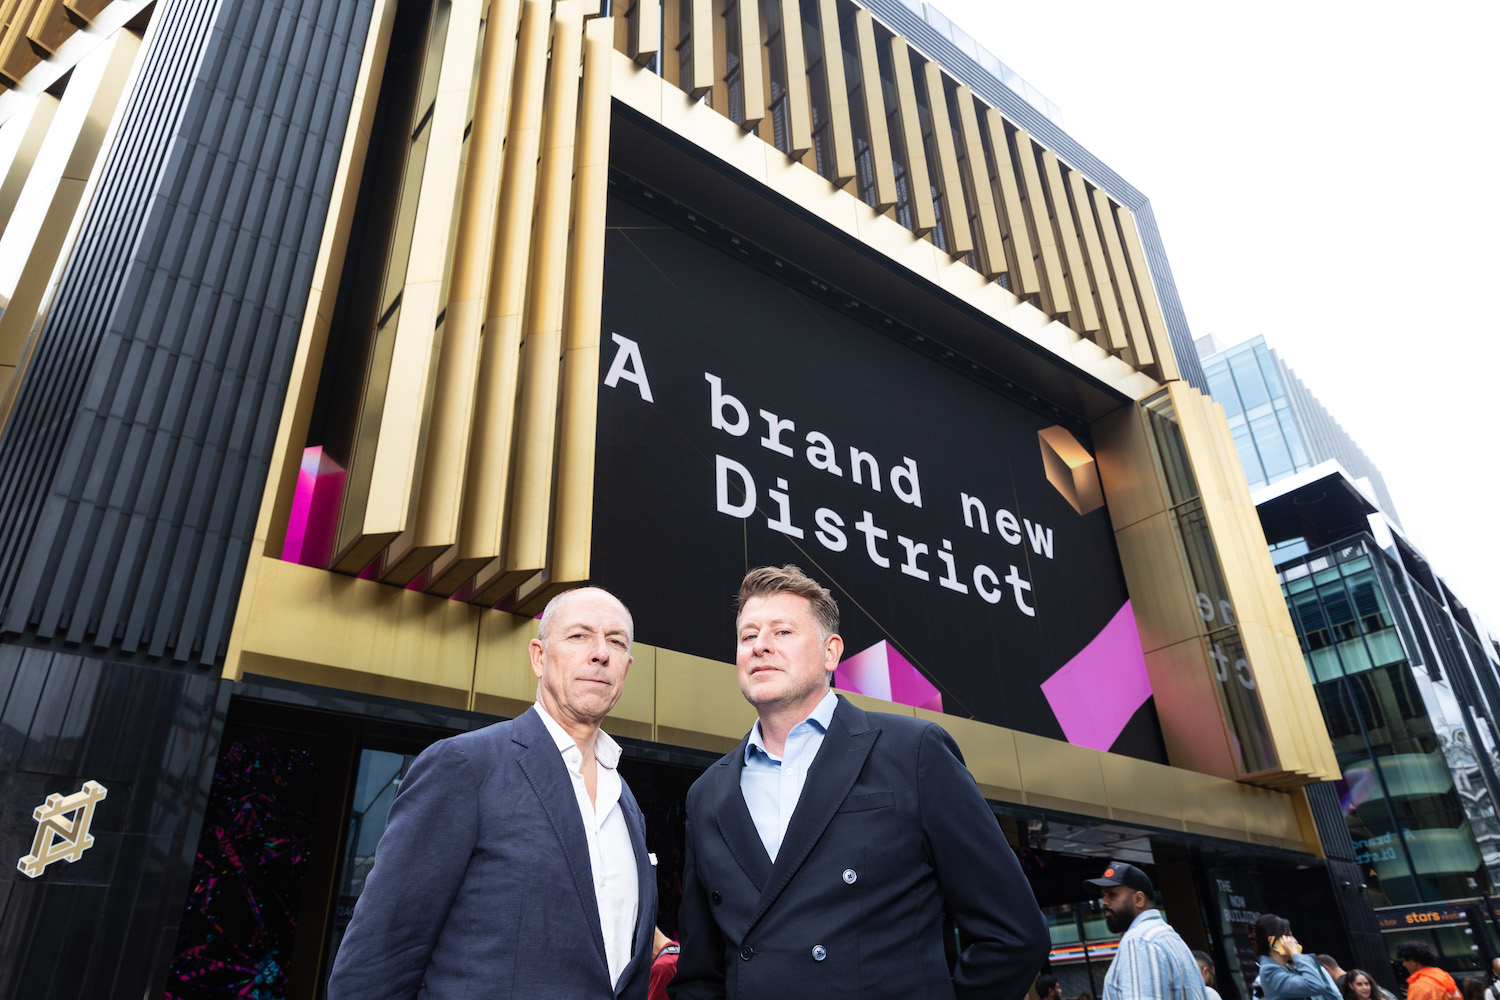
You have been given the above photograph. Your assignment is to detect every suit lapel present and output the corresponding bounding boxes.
[713,740,773,893]
[749,697,877,931]
[513,709,609,971]
[615,780,653,996]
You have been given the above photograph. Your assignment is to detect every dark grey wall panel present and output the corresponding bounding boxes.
[860,0,1207,391]
[0,0,374,669]
[0,642,228,999]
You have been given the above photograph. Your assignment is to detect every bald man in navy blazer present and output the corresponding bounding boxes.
[329,588,657,1000]
[671,566,1048,1000]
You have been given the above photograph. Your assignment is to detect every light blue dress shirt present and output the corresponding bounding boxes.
[740,689,838,862]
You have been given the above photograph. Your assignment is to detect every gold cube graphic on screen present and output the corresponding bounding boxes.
[1038,426,1104,515]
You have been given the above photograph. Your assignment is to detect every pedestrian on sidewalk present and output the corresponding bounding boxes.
[1254,914,1337,1000]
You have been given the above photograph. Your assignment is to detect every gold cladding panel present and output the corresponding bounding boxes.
[1144,638,1240,781]
[1014,730,1108,814]
[1012,129,1067,315]
[922,61,969,258]
[733,0,764,130]
[1091,401,1169,533]
[985,111,1038,295]
[0,93,57,236]
[1067,169,1126,353]
[684,0,712,97]
[1039,149,1096,333]
[1100,752,1184,832]
[1092,187,1149,357]
[1173,768,1251,841]
[887,35,934,236]
[777,0,811,161]
[850,8,895,211]
[655,648,758,752]
[954,85,1003,280]
[814,0,855,186]
[237,557,480,706]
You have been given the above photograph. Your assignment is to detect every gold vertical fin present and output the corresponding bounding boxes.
[1039,149,1096,333]
[629,0,657,65]
[1067,168,1125,351]
[684,0,713,97]
[1116,203,1181,380]
[813,0,854,185]
[0,0,44,85]
[25,0,69,57]
[439,0,552,594]
[777,0,811,160]
[1093,187,1147,357]
[984,110,1037,295]
[921,61,969,258]
[476,0,585,604]
[851,8,894,210]
[0,92,58,236]
[400,0,524,587]
[1012,128,1066,314]
[887,35,933,236]
[733,0,763,130]
[707,0,728,109]
[365,0,485,581]
[953,85,1002,279]
[660,0,680,86]
[529,11,613,612]
[0,27,139,414]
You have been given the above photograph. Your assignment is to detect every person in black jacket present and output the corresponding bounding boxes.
[671,564,1049,1000]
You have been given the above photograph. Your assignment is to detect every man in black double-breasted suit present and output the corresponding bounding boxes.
[671,565,1048,1000]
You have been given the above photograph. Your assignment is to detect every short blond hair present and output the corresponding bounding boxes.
[736,565,839,641]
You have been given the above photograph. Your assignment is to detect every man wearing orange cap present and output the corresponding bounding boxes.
[1085,861,1205,1000]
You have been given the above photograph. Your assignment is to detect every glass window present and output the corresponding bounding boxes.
[1255,345,1285,399]
[1230,352,1269,410]
[1251,412,1292,479]
[1206,366,1241,418]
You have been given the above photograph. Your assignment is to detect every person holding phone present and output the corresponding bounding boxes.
[1255,914,1339,1000]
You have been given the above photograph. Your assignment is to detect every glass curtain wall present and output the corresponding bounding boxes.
[1278,536,1500,968]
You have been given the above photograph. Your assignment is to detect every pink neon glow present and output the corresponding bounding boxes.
[1040,601,1153,752]
[283,446,345,567]
[835,640,943,713]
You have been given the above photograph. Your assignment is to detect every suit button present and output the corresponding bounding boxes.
[842,868,857,884]
[812,945,827,962]
[712,891,722,904]
[740,945,755,961]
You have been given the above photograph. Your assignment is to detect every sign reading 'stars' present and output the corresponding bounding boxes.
[590,195,1166,763]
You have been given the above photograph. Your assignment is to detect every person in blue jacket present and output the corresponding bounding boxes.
[1255,913,1339,1000]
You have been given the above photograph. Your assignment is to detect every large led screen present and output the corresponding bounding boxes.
[590,195,1167,763]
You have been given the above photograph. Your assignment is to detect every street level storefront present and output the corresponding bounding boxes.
[0,1,1367,997]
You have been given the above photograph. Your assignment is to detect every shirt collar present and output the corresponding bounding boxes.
[745,689,838,762]
[534,700,621,770]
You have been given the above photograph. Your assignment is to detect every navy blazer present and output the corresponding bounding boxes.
[328,708,657,1000]
[671,696,1048,1000]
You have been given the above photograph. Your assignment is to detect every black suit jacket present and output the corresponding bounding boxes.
[328,708,657,999]
[670,695,1048,1000]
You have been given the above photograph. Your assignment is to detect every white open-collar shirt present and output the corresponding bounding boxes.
[534,701,640,987]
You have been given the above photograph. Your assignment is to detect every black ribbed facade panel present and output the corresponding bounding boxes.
[860,0,1207,391]
[1306,780,1355,861]
[0,642,228,999]
[0,0,374,669]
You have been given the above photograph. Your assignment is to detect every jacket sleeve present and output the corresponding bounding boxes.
[1260,954,1339,1000]
[918,724,1050,1000]
[668,794,728,1000]
[326,740,477,1000]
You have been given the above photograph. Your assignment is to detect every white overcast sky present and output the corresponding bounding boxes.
[931,0,1500,639]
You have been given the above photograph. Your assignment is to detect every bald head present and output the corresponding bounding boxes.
[538,587,634,648]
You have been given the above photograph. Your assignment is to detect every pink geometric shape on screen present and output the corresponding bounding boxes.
[283,446,346,567]
[836,640,943,713]
[1040,601,1152,752]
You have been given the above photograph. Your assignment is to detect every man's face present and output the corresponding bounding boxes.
[1046,985,1062,1000]
[1100,885,1145,934]
[530,589,633,729]
[736,592,842,713]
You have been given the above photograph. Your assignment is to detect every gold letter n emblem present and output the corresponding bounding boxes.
[18,780,108,879]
